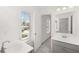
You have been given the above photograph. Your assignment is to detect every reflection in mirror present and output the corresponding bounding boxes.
[46,17,51,34]
[56,16,73,34]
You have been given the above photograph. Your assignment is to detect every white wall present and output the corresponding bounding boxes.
[0,7,20,48]
[0,7,36,49]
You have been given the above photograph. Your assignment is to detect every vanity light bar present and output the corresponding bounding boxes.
[56,6,74,11]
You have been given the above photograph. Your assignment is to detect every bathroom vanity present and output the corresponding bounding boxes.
[52,10,79,53]
[52,40,79,53]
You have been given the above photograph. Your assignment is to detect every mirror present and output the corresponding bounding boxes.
[56,15,73,34]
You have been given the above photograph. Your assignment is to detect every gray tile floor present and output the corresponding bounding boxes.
[36,38,51,53]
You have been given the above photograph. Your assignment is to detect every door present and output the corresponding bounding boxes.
[41,15,51,43]
[34,14,51,52]
[34,13,42,52]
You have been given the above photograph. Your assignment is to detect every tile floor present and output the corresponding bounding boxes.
[36,38,51,53]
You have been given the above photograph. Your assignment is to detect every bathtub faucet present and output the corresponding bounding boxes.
[0,41,10,53]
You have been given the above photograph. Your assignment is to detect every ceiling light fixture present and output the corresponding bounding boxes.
[62,7,67,10]
[56,8,61,11]
[68,6,74,8]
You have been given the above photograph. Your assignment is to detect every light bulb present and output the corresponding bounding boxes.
[68,6,74,8]
[62,7,67,10]
[56,8,61,11]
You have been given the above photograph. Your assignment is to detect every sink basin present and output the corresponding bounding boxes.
[5,40,33,53]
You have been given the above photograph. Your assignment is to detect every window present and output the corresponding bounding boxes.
[20,11,30,40]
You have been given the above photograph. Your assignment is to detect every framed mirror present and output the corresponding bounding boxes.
[55,14,73,34]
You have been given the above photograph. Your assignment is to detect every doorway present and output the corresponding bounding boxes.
[35,14,51,53]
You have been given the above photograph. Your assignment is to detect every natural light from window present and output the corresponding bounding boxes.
[20,11,30,41]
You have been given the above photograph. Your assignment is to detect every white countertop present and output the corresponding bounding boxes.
[52,35,79,46]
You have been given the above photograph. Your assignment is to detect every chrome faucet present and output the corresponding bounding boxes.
[0,41,10,53]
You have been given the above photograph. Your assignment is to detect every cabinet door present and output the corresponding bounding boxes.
[53,45,66,53]
[53,41,79,53]
[63,48,78,53]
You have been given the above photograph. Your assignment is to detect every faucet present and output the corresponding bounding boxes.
[0,41,10,53]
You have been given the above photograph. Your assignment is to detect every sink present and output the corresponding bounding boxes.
[4,40,33,53]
